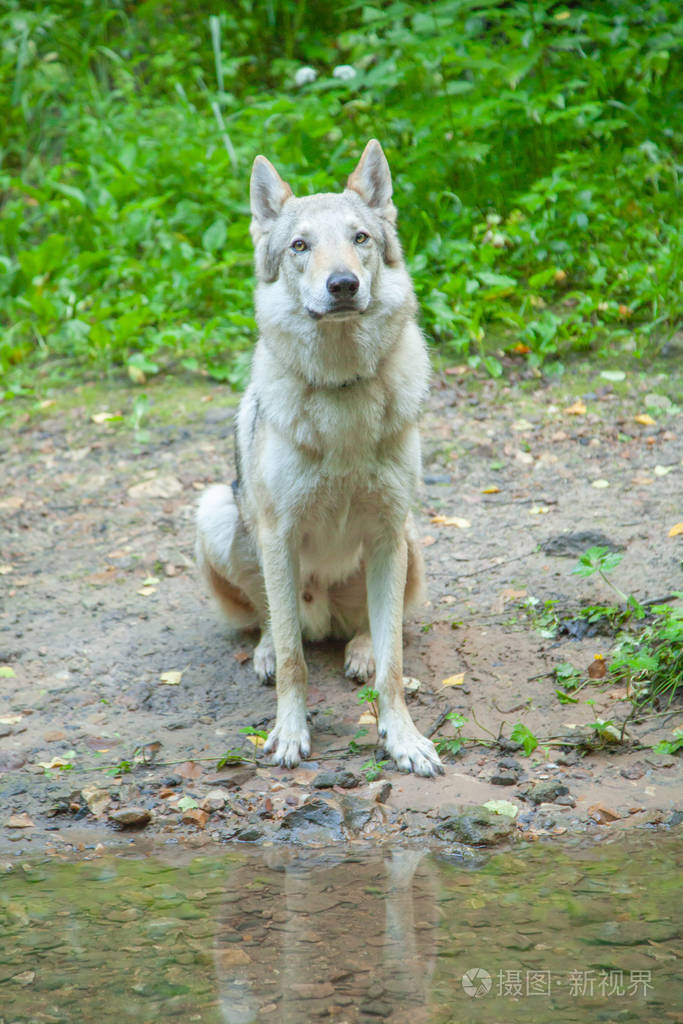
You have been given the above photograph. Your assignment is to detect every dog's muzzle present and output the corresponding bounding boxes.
[306,271,364,320]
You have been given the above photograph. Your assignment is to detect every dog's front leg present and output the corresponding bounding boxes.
[366,531,443,777]
[259,528,310,768]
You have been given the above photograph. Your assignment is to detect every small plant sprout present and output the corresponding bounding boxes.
[510,723,539,756]
[572,546,629,605]
[357,685,380,724]
[361,756,388,782]
[435,711,467,759]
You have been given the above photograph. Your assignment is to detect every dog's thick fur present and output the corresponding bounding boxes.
[196,140,442,776]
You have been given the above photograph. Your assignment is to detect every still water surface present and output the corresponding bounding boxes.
[1,832,680,1023]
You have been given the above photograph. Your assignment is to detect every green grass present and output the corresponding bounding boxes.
[1,0,680,396]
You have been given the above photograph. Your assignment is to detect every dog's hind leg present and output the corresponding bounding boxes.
[195,484,266,631]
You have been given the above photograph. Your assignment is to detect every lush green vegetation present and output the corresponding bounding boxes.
[1,0,680,393]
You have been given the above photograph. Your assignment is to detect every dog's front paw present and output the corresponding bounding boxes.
[344,632,375,683]
[264,719,311,769]
[379,711,444,777]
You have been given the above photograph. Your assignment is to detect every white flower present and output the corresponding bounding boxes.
[294,66,317,86]
[332,64,356,81]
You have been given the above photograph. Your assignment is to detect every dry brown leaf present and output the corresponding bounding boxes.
[441,673,465,688]
[421,534,436,546]
[358,711,377,725]
[176,761,202,780]
[588,658,607,679]
[234,649,251,664]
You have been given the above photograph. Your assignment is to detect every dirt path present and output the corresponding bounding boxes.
[1,361,681,856]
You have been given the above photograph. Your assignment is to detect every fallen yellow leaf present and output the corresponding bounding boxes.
[669,522,683,537]
[481,485,500,494]
[634,413,655,426]
[137,586,157,596]
[529,505,550,515]
[160,670,183,686]
[441,673,465,688]
[358,711,377,726]
[564,400,586,416]
[430,515,471,529]
[245,734,265,748]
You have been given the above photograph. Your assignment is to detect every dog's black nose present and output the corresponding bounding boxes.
[326,272,360,298]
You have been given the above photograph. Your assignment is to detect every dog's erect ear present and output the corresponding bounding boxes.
[347,139,392,210]
[250,156,293,234]
[250,156,293,282]
[346,140,401,265]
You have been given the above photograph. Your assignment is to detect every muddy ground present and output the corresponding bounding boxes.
[0,359,681,857]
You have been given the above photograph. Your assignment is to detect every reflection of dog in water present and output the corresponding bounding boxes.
[215,851,438,1023]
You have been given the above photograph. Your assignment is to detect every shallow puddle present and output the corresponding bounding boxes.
[0,831,680,1023]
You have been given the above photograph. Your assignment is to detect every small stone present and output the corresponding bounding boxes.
[289,982,334,999]
[367,780,392,804]
[555,794,576,807]
[498,757,521,770]
[526,780,569,805]
[340,794,375,831]
[109,806,152,828]
[491,772,517,786]
[182,808,210,828]
[200,788,230,812]
[312,770,359,790]
[588,803,621,824]
[432,805,515,846]
[555,751,579,766]
[620,763,645,780]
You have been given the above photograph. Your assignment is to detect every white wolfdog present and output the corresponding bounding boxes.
[196,140,442,776]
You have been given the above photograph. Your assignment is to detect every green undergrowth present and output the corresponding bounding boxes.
[1,0,680,397]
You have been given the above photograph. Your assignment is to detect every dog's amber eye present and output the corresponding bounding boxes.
[354,231,370,244]
[291,239,308,252]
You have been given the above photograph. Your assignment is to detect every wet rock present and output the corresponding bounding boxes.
[432,805,515,846]
[667,810,683,827]
[498,757,521,771]
[108,806,152,828]
[312,770,359,790]
[555,793,577,807]
[556,750,580,767]
[161,774,182,788]
[340,794,375,832]
[0,724,13,738]
[279,799,344,840]
[525,780,570,805]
